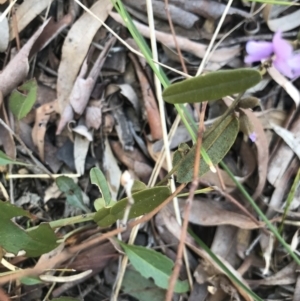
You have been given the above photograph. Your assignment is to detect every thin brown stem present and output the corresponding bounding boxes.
[166,102,207,301]
[164,0,188,75]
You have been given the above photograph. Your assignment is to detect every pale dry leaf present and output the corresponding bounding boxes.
[56,104,74,135]
[71,125,93,174]
[268,66,300,107]
[0,20,49,96]
[85,103,102,129]
[263,4,300,32]
[32,100,57,161]
[271,123,300,160]
[103,138,121,200]
[57,0,113,114]
[110,11,240,62]
[9,0,54,40]
[40,269,92,283]
[0,13,9,52]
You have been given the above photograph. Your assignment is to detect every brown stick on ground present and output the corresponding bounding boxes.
[166,102,207,301]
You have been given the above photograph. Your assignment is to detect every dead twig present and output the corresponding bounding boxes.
[166,102,207,300]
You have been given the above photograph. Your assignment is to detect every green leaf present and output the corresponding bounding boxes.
[0,150,29,166]
[94,186,171,227]
[132,180,147,193]
[56,176,89,213]
[122,268,166,301]
[90,167,111,206]
[174,115,239,183]
[9,78,37,120]
[93,197,116,211]
[20,276,43,285]
[119,242,189,293]
[0,201,58,257]
[162,68,261,104]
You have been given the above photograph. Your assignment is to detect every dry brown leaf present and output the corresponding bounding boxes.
[124,0,199,29]
[110,11,240,62]
[57,0,113,115]
[32,100,57,161]
[0,20,49,96]
[9,0,54,40]
[177,198,264,229]
[240,109,269,200]
[129,53,162,140]
[0,93,15,159]
[110,140,152,183]
[247,261,297,286]
[170,0,250,19]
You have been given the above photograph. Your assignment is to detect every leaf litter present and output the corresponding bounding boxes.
[1,0,300,300]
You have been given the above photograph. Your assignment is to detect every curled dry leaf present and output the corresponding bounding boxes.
[263,4,300,32]
[57,0,113,115]
[0,20,49,97]
[32,100,57,161]
[110,12,240,62]
[56,104,74,135]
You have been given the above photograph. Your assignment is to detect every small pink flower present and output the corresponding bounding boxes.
[245,31,300,79]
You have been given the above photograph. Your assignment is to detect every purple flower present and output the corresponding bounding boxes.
[245,31,300,78]
[249,132,257,143]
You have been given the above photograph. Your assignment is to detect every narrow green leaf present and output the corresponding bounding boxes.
[119,242,189,293]
[94,186,171,227]
[0,201,58,257]
[94,197,116,211]
[174,115,239,183]
[0,150,29,166]
[90,167,111,206]
[132,180,147,193]
[9,78,37,120]
[56,176,89,213]
[162,68,261,104]
[122,268,166,301]
[20,276,43,286]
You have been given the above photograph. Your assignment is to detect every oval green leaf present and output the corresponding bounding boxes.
[162,68,261,104]
[9,78,37,120]
[174,115,239,183]
[90,167,111,206]
[119,242,189,293]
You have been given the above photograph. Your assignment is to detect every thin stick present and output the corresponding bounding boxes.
[164,0,188,74]
[6,173,80,179]
[166,102,207,300]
